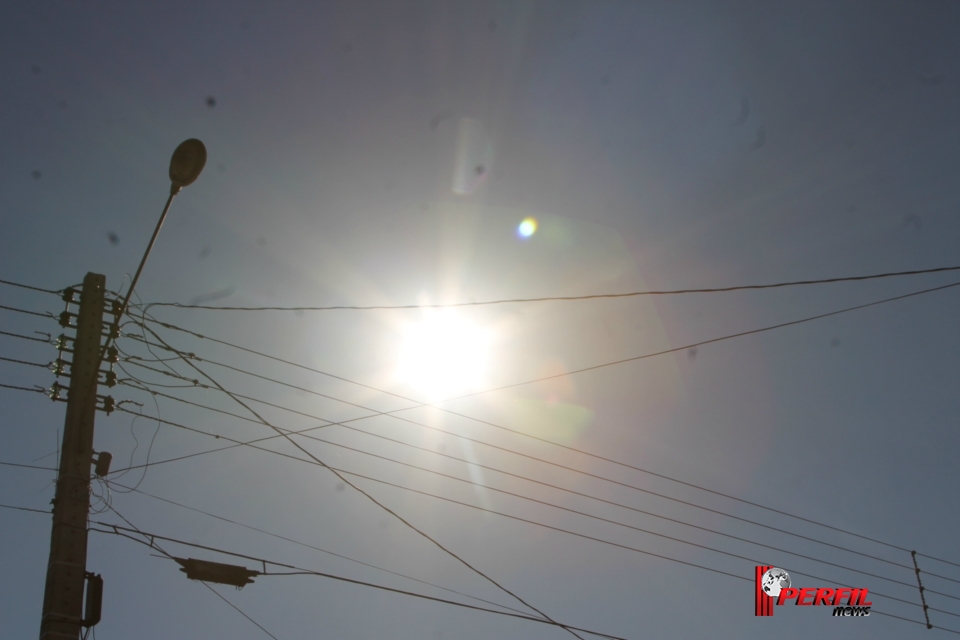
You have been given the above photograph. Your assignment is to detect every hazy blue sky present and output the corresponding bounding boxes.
[3,1,960,638]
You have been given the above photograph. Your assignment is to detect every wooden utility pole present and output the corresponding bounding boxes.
[39,273,106,640]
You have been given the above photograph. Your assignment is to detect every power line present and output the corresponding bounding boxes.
[0,354,51,369]
[443,279,960,401]
[0,382,47,394]
[108,481,541,617]
[97,452,960,629]
[0,329,52,344]
[331,467,960,621]
[0,304,56,320]
[103,416,960,633]
[105,398,960,611]
[133,323,583,639]
[199,581,279,640]
[0,460,57,472]
[107,392,960,590]
[144,264,960,311]
[104,386,960,620]
[91,523,632,640]
[120,347,940,585]
[113,368,960,594]
[106,503,281,640]
[130,280,960,567]
[0,278,62,296]
[0,502,51,515]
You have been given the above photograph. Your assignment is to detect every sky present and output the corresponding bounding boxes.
[2,1,960,638]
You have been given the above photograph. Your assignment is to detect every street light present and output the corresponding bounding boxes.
[168,138,207,192]
[40,138,207,640]
[102,138,207,357]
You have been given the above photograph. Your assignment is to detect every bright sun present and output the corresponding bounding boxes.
[397,311,492,401]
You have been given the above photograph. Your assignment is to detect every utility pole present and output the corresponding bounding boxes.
[36,138,206,639]
[39,272,106,640]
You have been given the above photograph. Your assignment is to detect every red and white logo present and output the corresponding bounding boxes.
[755,566,872,617]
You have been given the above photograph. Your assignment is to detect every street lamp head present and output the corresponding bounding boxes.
[168,138,207,191]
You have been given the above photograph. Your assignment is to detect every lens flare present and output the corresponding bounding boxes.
[517,217,537,238]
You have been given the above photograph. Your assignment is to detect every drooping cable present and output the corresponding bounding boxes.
[144,264,960,311]
[106,480,539,617]
[90,522,634,640]
[106,503,280,640]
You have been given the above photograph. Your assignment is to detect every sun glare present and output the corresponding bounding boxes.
[397,311,492,400]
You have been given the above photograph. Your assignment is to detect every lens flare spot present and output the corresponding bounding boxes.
[517,217,538,238]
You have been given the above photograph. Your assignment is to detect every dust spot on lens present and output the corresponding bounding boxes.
[732,97,750,126]
[107,232,120,245]
[902,214,922,231]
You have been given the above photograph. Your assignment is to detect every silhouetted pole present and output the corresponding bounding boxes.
[38,139,206,639]
[39,273,106,640]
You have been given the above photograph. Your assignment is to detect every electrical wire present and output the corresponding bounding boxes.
[105,391,960,619]
[91,507,960,635]
[105,503,281,640]
[0,460,57,472]
[0,278,63,295]
[104,401,960,613]
[116,331,960,584]
[0,354,51,369]
[131,320,583,638]
[107,379,162,493]
[0,329,52,344]
[129,281,960,567]
[199,581,279,640]
[91,522,632,640]
[0,382,47,394]
[333,467,960,619]
[443,279,960,401]
[0,304,56,319]
[0,502,51,515]
[112,368,960,593]
[106,480,539,617]
[143,264,960,311]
